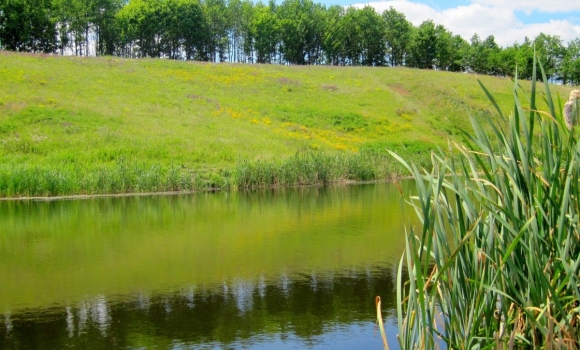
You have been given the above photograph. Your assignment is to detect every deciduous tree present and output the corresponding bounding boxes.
[407,20,436,69]
[382,7,411,66]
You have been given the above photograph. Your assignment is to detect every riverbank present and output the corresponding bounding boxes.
[0,51,573,198]
[0,150,422,198]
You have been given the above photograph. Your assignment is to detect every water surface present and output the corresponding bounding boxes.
[0,182,417,349]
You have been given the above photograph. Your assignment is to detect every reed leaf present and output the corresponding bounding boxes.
[391,53,580,349]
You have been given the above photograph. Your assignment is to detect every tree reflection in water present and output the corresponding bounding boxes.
[0,182,417,349]
[1,266,402,349]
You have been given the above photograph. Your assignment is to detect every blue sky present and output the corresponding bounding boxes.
[322,0,580,46]
[517,11,580,25]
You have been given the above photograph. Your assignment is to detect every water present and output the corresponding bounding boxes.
[0,182,417,349]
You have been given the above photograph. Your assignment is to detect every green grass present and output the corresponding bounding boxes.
[0,51,575,197]
[389,55,580,348]
[237,151,386,189]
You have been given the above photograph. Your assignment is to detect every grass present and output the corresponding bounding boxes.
[235,149,432,189]
[385,55,580,348]
[0,51,575,197]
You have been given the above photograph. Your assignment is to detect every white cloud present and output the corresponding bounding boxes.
[351,0,580,46]
[502,20,580,44]
[471,0,580,14]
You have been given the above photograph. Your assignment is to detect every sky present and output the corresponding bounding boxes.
[326,0,580,47]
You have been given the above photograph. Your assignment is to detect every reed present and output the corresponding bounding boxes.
[234,150,417,189]
[0,160,204,197]
[388,54,580,348]
[0,149,432,197]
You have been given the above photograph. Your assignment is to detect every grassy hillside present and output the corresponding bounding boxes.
[0,51,574,196]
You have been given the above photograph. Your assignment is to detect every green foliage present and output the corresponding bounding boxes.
[202,0,229,62]
[534,33,565,81]
[115,0,209,59]
[382,6,412,67]
[251,2,280,63]
[511,38,536,80]
[0,161,205,197]
[330,112,367,132]
[0,52,572,197]
[235,150,402,189]
[340,6,386,66]
[433,24,453,71]
[391,55,580,348]
[0,0,56,52]
[561,38,580,86]
[277,0,325,65]
[468,34,501,75]
[1,0,580,83]
[406,20,437,69]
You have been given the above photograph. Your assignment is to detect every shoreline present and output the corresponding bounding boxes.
[0,178,404,202]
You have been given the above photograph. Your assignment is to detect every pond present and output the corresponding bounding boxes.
[0,182,418,349]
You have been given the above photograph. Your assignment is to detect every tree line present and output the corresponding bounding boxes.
[1,0,580,84]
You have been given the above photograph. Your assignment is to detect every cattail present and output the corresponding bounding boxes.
[564,89,580,129]
[564,100,574,129]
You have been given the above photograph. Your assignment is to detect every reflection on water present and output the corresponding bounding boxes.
[1,267,402,349]
[0,182,416,349]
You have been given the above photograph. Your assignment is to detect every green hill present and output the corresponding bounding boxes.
[0,51,574,197]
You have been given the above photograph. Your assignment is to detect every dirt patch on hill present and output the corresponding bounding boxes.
[278,77,300,85]
[388,83,410,96]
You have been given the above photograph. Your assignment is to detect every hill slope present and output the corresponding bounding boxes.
[0,51,574,196]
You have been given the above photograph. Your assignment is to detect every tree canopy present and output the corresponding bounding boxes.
[1,0,579,84]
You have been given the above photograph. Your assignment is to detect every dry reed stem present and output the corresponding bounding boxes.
[564,89,579,129]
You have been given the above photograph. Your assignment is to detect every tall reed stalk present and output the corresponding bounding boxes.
[0,150,418,197]
[388,55,580,348]
[235,150,405,189]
